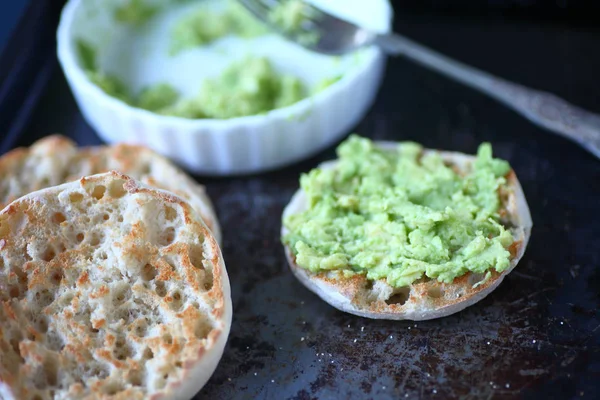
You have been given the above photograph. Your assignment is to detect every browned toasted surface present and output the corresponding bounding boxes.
[0,135,220,242]
[0,172,228,399]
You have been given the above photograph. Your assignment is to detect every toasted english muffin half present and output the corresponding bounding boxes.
[0,172,231,400]
[0,135,221,243]
[281,142,532,320]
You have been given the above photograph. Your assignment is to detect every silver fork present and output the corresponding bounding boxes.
[240,0,600,159]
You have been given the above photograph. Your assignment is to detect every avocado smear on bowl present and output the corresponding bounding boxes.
[282,135,514,288]
[267,0,320,46]
[74,0,343,119]
[169,0,314,54]
[76,38,307,119]
[169,0,268,55]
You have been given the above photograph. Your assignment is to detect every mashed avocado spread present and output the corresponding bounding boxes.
[283,136,514,288]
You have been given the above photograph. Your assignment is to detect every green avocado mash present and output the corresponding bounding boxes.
[87,71,133,104]
[282,135,514,288]
[169,1,268,55]
[187,56,306,119]
[76,39,307,118]
[77,39,179,109]
[268,0,306,32]
[268,0,320,46]
[137,83,180,111]
[313,74,342,93]
[156,57,307,119]
[169,0,320,54]
[76,0,341,118]
[114,0,158,27]
[76,39,134,104]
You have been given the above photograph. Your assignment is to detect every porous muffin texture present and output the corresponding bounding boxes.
[0,135,221,243]
[0,172,230,400]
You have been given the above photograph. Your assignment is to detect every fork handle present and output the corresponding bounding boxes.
[374,33,600,159]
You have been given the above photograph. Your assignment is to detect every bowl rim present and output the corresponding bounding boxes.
[56,0,393,129]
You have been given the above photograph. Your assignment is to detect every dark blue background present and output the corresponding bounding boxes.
[0,1,28,53]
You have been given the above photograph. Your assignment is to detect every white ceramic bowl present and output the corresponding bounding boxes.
[57,0,393,176]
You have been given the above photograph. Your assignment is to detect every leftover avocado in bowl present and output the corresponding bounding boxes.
[77,44,308,119]
[168,0,268,55]
[58,0,392,174]
[71,0,344,119]
[283,135,516,288]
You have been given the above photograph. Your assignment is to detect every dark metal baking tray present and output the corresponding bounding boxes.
[1,1,599,399]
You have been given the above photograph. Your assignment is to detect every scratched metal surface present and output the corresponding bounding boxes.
[4,6,600,400]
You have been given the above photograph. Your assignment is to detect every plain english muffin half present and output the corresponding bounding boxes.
[281,141,533,321]
[0,172,232,400]
[0,135,221,243]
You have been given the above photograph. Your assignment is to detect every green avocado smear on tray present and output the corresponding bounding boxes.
[282,135,514,288]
